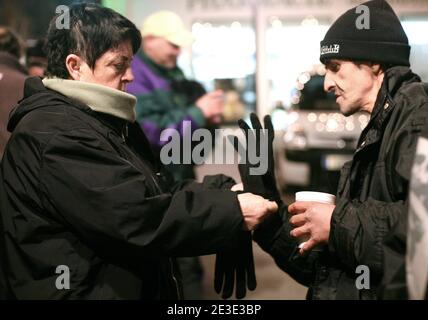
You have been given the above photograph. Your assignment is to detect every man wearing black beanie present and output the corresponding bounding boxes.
[253,0,428,299]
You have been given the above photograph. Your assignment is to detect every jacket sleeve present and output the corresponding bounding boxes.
[253,203,319,286]
[39,128,243,262]
[329,198,406,278]
[172,174,237,194]
[329,102,428,279]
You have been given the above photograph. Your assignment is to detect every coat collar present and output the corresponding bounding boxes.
[355,66,421,153]
[42,78,137,123]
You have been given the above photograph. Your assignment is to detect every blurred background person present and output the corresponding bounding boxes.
[0,25,27,298]
[25,38,47,77]
[127,10,224,181]
[0,26,27,160]
[127,10,224,300]
[407,119,428,300]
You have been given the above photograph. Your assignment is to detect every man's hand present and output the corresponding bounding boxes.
[195,90,224,124]
[237,193,278,231]
[231,183,243,192]
[288,201,335,254]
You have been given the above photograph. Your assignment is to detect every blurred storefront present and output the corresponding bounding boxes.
[113,0,428,119]
[2,0,427,118]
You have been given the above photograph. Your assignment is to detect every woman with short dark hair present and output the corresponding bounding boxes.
[0,3,277,299]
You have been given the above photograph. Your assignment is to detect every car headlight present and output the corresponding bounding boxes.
[283,125,307,150]
[271,109,301,130]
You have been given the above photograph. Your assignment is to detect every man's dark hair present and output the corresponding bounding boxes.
[354,60,394,73]
[45,3,141,79]
[0,26,22,58]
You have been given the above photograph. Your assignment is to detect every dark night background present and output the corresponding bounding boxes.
[0,0,100,40]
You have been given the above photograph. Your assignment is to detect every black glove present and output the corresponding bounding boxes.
[213,113,281,299]
[214,231,257,299]
[233,112,281,202]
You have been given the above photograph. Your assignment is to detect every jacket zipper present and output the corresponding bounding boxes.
[120,125,180,298]
[121,124,163,193]
[121,123,128,143]
[169,258,182,300]
[143,172,180,298]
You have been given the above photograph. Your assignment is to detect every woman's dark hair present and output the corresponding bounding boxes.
[45,3,141,79]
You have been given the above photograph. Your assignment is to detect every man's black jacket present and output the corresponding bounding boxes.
[254,66,428,299]
[0,77,243,299]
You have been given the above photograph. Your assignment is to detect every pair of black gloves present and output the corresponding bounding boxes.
[214,113,282,299]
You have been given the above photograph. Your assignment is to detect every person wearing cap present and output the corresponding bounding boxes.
[127,10,224,182]
[248,0,428,299]
[127,10,225,299]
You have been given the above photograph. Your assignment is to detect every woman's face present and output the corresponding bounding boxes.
[67,40,134,91]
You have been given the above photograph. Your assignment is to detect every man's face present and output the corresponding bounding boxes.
[324,60,380,116]
[78,40,134,91]
[143,36,181,69]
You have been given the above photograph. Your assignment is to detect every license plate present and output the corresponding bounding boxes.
[322,154,352,170]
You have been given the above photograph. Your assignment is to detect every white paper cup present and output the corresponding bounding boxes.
[295,191,336,205]
[294,191,336,249]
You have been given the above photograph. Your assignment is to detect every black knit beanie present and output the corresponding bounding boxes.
[320,0,410,66]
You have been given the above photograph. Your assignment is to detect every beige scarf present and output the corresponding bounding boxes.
[43,78,137,122]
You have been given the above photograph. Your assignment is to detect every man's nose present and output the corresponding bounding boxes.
[324,72,335,93]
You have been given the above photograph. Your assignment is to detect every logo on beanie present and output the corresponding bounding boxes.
[320,44,340,55]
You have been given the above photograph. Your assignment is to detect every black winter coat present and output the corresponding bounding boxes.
[254,67,428,300]
[0,77,243,299]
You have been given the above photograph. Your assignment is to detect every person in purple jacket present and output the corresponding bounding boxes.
[127,11,223,181]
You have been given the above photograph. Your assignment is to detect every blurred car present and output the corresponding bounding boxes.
[272,72,369,194]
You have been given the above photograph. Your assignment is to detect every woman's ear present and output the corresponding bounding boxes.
[65,54,82,80]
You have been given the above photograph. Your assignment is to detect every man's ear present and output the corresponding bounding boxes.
[371,63,383,76]
[65,54,83,80]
